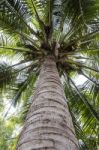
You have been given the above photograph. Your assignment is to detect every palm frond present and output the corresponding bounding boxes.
[0,62,17,89]
[64,76,99,149]
[69,77,99,121]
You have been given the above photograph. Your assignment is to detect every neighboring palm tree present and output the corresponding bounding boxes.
[0,0,99,149]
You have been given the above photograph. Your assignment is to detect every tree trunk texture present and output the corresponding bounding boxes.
[16,56,79,150]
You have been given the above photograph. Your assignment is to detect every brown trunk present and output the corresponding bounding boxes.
[16,56,79,150]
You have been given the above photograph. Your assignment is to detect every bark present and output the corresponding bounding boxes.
[16,56,79,150]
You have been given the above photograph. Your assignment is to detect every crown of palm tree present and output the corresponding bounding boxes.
[0,0,99,149]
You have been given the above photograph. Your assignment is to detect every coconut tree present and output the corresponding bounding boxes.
[0,0,99,149]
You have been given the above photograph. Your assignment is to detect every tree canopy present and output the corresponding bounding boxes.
[0,0,99,149]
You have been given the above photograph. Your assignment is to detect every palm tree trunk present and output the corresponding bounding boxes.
[16,56,79,150]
